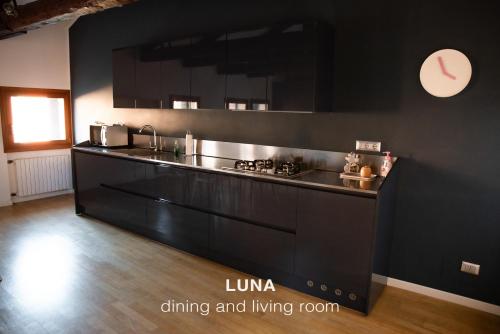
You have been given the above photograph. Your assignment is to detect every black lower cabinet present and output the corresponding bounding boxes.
[210,216,295,274]
[73,149,394,314]
[295,189,376,312]
[143,164,188,204]
[212,174,252,219]
[250,181,298,231]
[184,170,215,210]
[80,186,147,232]
[146,199,210,255]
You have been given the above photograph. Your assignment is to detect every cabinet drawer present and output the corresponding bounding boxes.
[211,174,252,220]
[74,151,146,193]
[184,170,216,210]
[250,181,297,230]
[212,174,296,230]
[143,164,188,204]
[80,186,146,231]
[210,216,295,273]
[147,199,209,254]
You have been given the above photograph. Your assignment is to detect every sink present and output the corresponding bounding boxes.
[112,148,158,156]
[111,148,186,162]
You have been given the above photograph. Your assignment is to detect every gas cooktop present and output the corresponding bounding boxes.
[221,159,309,178]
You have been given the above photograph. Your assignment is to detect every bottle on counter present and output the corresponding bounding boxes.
[380,151,393,177]
[185,130,194,155]
[173,140,180,157]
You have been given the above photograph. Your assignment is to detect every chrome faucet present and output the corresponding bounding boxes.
[138,124,157,151]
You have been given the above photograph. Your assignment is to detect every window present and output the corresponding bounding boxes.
[225,98,248,111]
[0,87,72,152]
[169,95,200,109]
[250,99,269,111]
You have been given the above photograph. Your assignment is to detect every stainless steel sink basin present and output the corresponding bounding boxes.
[112,148,158,156]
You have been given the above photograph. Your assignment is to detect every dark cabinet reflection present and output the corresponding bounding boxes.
[226,27,270,111]
[112,20,333,112]
[135,48,162,109]
[189,34,227,110]
[224,21,333,112]
[112,47,136,108]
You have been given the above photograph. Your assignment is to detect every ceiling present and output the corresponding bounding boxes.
[0,0,137,40]
[15,0,37,5]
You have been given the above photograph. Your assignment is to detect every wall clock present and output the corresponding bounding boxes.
[419,49,472,98]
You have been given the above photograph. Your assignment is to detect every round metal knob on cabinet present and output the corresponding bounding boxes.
[334,289,342,296]
[320,284,327,291]
[306,280,314,288]
[348,293,357,301]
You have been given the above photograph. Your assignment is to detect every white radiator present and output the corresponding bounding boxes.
[10,155,72,197]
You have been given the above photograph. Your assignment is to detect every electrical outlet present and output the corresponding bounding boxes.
[356,140,381,152]
[460,261,480,276]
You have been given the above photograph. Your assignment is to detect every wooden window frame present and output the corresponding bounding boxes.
[0,86,73,153]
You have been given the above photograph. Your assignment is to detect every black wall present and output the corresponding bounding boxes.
[70,0,500,305]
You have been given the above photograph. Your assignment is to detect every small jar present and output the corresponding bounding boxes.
[360,165,372,178]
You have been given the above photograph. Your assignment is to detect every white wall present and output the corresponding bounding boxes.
[0,20,73,206]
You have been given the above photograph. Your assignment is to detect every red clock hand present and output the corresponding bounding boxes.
[437,56,457,80]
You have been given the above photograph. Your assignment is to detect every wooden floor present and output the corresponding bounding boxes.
[0,195,499,334]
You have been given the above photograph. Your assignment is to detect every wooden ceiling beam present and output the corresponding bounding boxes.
[1,0,136,32]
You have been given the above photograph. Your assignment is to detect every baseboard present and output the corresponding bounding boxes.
[0,200,13,207]
[12,189,74,203]
[384,276,500,316]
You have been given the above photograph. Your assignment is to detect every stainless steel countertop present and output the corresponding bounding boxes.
[73,146,386,197]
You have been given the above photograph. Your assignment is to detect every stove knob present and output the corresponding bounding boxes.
[306,280,314,288]
[334,289,342,296]
[320,284,327,291]
[348,293,357,301]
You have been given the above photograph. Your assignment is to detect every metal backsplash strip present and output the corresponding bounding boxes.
[132,134,396,173]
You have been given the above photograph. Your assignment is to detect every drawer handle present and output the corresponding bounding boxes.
[155,198,168,203]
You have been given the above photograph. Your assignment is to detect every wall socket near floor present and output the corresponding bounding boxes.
[356,140,382,152]
[460,261,480,276]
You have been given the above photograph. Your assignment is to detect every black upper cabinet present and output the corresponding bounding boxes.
[189,34,227,109]
[135,47,162,109]
[226,28,269,110]
[112,20,334,112]
[224,21,333,112]
[160,38,192,109]
[267,22,316,112]
[112,47,136,108]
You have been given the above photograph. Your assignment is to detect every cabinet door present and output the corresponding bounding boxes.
[147,199,209,254]
[98,156,146,193]
[267,22,316,112]
[74,151,147,198]
[250,181,297,231]
[295,189,376,297]
[135,47,162,108]
[74,151,106,217]
[211,174,252,219]
[190,34,227,109]
[112,47,136,108]
[78,184,146,232]
[225,29,268,110]
[184,170,216,211]
[211,216,295,273]
[143,164,188,204]
[159,38,192,108]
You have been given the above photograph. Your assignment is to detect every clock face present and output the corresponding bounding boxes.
[419,49,472,98]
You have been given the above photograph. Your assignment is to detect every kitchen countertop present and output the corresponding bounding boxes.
[73,145,387,197]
